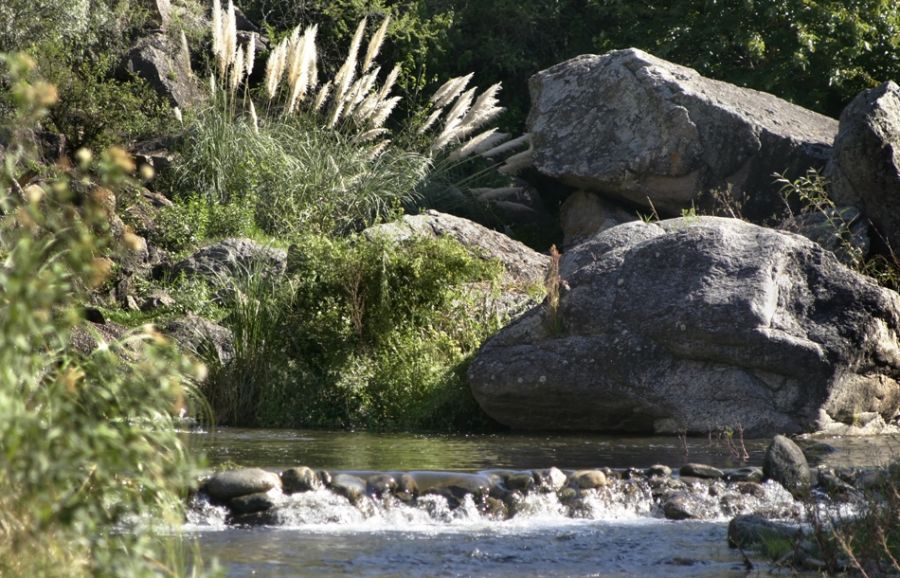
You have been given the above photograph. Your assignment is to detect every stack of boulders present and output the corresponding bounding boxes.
[464,48,900,437]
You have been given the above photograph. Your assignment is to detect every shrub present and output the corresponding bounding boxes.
[0,53,210,577]
[204,232,503,431]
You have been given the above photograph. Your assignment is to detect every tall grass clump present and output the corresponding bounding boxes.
[0,54,211,578]
[201,232,504,431]
[169,2,505,238]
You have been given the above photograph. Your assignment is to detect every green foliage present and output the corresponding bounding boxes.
[0,54,210,577]
[205,232,503,431]
[240,0,454,96]
[170,105,429,236]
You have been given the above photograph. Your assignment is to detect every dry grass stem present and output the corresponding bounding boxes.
[480,133,529,159]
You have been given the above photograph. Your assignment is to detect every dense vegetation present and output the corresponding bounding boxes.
[0,54,209,578]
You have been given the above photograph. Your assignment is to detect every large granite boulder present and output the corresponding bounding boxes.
[468,216,900,435]
[826,81,900,251]
[527,48,838,221]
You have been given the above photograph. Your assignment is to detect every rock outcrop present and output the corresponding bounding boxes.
[121,32,205,109]
[468,216,900,435]
[527,48,838,221]
[826,81,900,251]
[366,210,549,286]
[170,237,287,280]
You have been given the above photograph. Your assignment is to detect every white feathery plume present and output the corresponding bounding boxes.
[499,147,534,175]
[209,73,216,95]
[356,128,389,142]
[369,95,401,128]
[368,139,391,160]
[333,18,367,102]
[448,129,508,161]
[304,25,319,90]
[230,45,245,93]
[417,108,443,134]
[430,73,472,109]
[224,0,238,71]
[173,106,183,125]
[212,0,223,63]
[375,64,401,102]
[461,83,502,126]
[354,93,380,123]
[479,133,530,159]
[441,87,476,128]
[362,15,390,73]
[249,100,259,134]
[265,41,287,99]
[244,33,256,78]
[313,81,332,112]
[343,67,379,116]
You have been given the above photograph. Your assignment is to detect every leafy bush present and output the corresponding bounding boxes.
[205,232,503,431]
[0,53,209,578]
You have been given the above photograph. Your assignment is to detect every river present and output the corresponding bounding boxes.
[185,428,899,577]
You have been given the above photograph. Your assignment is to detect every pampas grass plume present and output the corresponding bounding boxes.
[245,33,256,78]
[362,15,390,73]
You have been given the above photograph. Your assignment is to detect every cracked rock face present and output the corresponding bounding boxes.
[527,48,838,221]
[468,217,900,436]
[826,81,900,252]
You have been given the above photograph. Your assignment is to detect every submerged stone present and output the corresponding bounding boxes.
[679,464,724,480]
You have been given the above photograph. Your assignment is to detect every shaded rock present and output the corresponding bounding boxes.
[140,289,175,311]
[366,474,397,496]
[281,466,320,494]
[679,464,724,480]
[528,48,837,221]
[408,472,492,498]
[502,472,535,493]
[468,217,900,435]
[329,473,367,503]
[764,436,811,498]
[788,206,870,266]
[645,464,672,478]
[228,491,276,515]
[137,0,172,28]
[724,467,763,483]
[121,32,205,109]
[69,322,129,356]
[171,238,287,280]
[161,314,235,366]
[560,191,638,249]
[827,81,900,251]
[661,492,696,520]
[204,468,281,501]
[728,514,800,549]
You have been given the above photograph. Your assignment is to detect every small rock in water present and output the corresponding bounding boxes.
[679,463,724,479]
[662,493,696,520]
[366,474,397,496]
[281,466,320,494]
[727,514,800,549]
[504,472,535,493]
[764,435,811,498]
[229,491,276,515]
[204,468,281,501]
[330,474,368,503]
[724,467,763,483]
[398,473,418,495]
[536,467,567,492]
[645,464,672,478]
[571,470,608,489]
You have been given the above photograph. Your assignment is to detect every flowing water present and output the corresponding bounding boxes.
[185,428,900,577]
